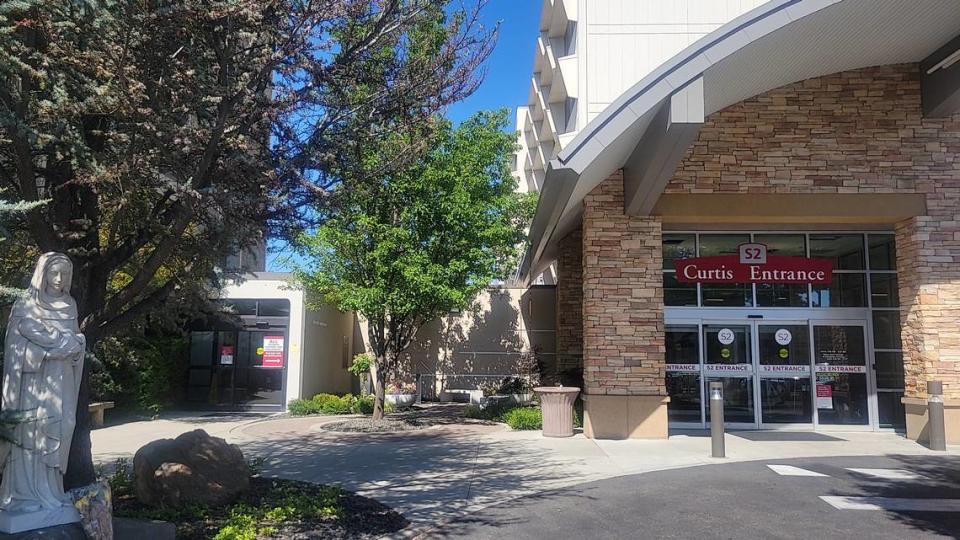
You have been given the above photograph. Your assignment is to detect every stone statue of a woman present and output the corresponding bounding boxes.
[0,253,84,531]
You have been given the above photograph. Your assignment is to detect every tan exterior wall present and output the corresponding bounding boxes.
[355,287,557,397]
[301,305,354,397]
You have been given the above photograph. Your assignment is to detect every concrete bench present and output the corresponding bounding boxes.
[89,401,115,428]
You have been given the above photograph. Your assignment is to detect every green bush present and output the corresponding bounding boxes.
[499,407,542,430]
[288,399,322,416]
[354,395,374,414]
[92,336,188,413]
[321,395,354,415]
[288,393,390,416]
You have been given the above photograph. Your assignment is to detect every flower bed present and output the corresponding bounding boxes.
[109,460,408,539]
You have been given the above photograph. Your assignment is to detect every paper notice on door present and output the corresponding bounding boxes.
[220,345,234,365]
[262,336,285,368]
[816,384,833,409]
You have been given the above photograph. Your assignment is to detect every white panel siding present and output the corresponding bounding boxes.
[583,0,766,114]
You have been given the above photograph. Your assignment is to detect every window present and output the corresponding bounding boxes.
[659,232,898,312]
[257,299,290,317]
[810,234,867,307]
[755,234,808,307]
[699,235,751,307]
[663,234,696,306]
[223,299,257,316]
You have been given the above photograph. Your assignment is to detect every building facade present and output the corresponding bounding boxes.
[518,0,960,442]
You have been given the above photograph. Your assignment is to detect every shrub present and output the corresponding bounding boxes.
[288,393,390,416]
[92,336,188,413]
[288,399,321,416]
[499,407,542,430]
[354,395,374,414]
[320,394,355,415]
[464,404,486,419]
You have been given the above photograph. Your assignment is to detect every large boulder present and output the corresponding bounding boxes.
[132,429,249,507]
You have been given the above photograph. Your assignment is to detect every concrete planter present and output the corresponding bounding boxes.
[385,394,416,409]
[534,386,580,437]
[512,393,534,405]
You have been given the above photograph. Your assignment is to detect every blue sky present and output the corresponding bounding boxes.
[445,0,541,124]
[268,1,541,271]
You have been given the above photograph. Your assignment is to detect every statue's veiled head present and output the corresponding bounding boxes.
[41,257,72,299]
[14,253,77,318]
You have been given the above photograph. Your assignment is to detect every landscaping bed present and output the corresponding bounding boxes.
[113,476,408,539]
[321,417,428,433]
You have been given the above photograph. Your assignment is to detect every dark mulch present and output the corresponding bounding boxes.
[321,417,428,433]
[114,477,409,539]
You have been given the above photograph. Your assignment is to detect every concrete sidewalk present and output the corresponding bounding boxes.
[91,412,266,466]
[91,412,960,533]
[235,417,960,532]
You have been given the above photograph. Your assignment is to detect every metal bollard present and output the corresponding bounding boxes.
[928,380,947,452]
[710,381,725,458]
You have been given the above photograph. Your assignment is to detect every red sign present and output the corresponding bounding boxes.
[262,335,285,368]
[674,243,832,285]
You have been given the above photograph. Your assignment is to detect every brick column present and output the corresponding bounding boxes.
[581,172,668,439]
[897,215,960,443]
[555,228,583,381]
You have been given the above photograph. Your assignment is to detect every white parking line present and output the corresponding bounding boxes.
[845,468,926,481]
[821,496,960,512]
[767,464,828,477]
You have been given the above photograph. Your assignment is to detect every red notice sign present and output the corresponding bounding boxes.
[674,244,832,285]
[262,335,285,368]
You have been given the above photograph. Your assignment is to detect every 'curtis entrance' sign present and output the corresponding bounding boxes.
[674,243,833,285]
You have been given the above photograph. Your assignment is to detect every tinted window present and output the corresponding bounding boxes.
[258,299,290,317]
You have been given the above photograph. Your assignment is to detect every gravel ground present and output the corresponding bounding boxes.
[321,417,429,433]
[314,403,497,433]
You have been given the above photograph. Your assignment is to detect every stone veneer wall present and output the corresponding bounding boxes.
[664,63,960,399]
[555,229,583,376]
[582,173,665,396]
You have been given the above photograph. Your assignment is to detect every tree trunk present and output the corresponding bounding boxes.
[370,355,387,421]
[63,358,95,490]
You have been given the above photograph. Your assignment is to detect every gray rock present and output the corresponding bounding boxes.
[133,429,249,507]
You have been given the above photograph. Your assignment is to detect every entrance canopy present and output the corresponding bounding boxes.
[519,0,960,284]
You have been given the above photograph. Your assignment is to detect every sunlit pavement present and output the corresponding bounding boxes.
[437,456,960,539]
[92,409,960,536]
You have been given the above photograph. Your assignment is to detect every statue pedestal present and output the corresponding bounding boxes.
[0,505,81,534]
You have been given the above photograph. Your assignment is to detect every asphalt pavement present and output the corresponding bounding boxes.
[437,455,960,539]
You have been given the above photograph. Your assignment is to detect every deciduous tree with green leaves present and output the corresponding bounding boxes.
[296,110,535,420]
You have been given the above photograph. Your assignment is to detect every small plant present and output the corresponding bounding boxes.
[499,407,542,430]
[248,456,267,477]
[99,458,133,495]
[348,353,372,395]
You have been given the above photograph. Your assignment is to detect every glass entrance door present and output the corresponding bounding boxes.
[757,324,813,427]
[813,323,870,426]
[703,324,756,427]
[667,319,874,430]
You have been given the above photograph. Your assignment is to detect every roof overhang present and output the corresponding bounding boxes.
[519,0,960,284]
